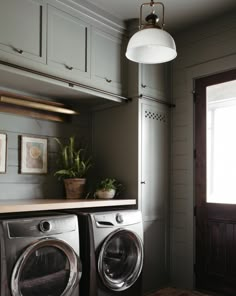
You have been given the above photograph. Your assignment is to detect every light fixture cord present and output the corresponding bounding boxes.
[150,0,155,14]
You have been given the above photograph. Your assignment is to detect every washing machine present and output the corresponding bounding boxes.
[77,209,144,296]
[0,213,82,296]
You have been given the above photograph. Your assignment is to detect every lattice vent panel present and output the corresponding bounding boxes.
[144,110,168,124]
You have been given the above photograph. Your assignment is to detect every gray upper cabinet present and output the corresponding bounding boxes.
[47,5,90,79]
[0,0,128,99]
[140,63,170,101]
[91,28,125,95]
[0,0,46,63]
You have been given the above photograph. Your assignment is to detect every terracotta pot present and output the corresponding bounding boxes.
[64,178,86,199]
[95,189,116,199]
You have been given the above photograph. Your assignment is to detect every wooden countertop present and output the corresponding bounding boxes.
[0,199,136,213]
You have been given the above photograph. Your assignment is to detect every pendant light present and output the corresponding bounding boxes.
[125,1,177,64]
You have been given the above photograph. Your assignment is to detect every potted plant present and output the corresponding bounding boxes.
[95,178,123,199]
[54,136,92,199]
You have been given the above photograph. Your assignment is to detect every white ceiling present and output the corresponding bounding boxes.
[75,0,236,33]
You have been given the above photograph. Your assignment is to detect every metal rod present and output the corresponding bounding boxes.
[135,94,175,108]
[0,60,128,103]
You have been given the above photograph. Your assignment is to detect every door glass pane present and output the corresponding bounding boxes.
[207,79,236,203]
[19,246,70,296]
[102,232,140,284]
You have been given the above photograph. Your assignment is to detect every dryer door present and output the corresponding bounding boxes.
[98,229,143,291]
[11,238,82,296]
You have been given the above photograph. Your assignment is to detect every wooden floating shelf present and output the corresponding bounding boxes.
[0,199,136,214]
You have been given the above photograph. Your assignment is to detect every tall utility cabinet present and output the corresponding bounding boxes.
[140,99,170,293]
[92,95,170,294]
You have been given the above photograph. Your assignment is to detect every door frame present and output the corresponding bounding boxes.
[194,68,236,295]
[181,54,236,289]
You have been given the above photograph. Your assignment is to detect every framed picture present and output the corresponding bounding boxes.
[21,136,48,174]
[0,133,7,173]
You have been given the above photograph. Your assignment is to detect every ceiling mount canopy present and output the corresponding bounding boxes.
[125,0,177,64]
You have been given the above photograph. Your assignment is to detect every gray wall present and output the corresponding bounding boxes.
[92,100,139,200]
[170,12,236,289]
[0,99,91,200]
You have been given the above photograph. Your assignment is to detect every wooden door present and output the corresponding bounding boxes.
[195,69,236,296]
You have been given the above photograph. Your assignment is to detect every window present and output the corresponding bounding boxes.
[207,79,236,203]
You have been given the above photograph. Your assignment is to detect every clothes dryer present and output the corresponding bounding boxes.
[78,210,144,296]
[0,213,82,296]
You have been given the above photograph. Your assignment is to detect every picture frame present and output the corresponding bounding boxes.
[0,133,7,173]
[21,136,48,174]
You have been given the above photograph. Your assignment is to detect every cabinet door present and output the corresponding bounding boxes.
[91,29,124,94]
[140,100,169,292]
[47,5,90,79]
[0,0,46,63]
[140,101,169,221]
[140,63,170,100]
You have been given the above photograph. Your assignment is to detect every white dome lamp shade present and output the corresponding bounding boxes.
[125,1,177,64]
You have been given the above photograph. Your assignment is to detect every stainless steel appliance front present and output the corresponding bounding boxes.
[78,210,144,296]
[0,214,82,296]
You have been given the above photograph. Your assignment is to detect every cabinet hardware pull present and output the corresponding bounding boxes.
[15,48,23,54]
[141,84,146,88]
[66,65,73,70]
[141,181,146,184]
[105,78,112,83]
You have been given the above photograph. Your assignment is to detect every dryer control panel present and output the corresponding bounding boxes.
[5,215,77,238]
[94,210,142,228]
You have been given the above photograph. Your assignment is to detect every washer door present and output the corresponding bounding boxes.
[98,229,143,291]
[11,238,82,296]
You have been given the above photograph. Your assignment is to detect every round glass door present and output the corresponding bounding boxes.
[98,229,143,291]
[11,238,82,296]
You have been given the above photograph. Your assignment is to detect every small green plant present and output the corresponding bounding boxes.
[96,178,123,192]
[54,136,92,180]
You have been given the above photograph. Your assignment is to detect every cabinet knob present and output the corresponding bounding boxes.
[141,181,146,184]
[15,48,23,54]
[141,84,147,88]
[105,78,112,83]
[65,65,73,70]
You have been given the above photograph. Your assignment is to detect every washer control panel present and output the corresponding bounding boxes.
[6,215,77,238]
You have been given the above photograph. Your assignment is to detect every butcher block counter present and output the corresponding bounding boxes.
[0,199,136,213]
